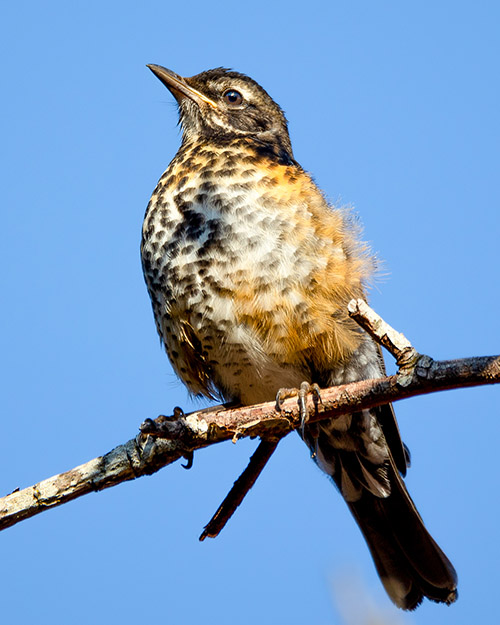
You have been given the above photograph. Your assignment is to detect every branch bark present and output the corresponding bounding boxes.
[1,302,498,534]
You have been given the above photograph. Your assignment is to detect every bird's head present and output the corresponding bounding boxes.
[147,64,293,156]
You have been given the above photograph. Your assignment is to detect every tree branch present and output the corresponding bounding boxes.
[347,298,417,362]
[1,302,498,534]
[199,438,281,541]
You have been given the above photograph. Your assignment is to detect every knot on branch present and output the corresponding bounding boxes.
[396,353,435,387]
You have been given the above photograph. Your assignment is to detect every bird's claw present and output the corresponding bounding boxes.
[181,451,194,469]
[298,382,322,434]
[275,381,322,435]
[275,387,296,412]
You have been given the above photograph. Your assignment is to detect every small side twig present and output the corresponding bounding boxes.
[199,438,281,541]
[348,298,418,366]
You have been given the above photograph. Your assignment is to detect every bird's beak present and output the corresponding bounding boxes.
[147,64,217,109]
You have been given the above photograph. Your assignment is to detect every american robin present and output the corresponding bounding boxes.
[141,64,457,610]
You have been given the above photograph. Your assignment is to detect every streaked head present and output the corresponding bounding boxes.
[147,64,292,154]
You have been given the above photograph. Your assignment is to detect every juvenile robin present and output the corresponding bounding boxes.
[141,64,458,610]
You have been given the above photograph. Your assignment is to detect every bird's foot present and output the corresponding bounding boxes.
[275,381,322,435]
[140,406,195,468]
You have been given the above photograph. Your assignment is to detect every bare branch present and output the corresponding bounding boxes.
[348,298,417,363]
[199,438,281,541]
[1,301,498,534]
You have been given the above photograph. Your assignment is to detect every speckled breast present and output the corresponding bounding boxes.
[141,137,367,402]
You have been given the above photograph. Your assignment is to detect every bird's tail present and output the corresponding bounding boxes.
[345,457,457,610]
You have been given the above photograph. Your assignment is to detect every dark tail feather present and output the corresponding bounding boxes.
[347,461,457,610]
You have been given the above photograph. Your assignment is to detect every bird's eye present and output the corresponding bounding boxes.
[223,89,243,106]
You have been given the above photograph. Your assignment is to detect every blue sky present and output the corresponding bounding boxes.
[1,2,499,624]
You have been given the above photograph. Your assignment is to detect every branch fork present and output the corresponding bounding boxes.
[137,299,486,540]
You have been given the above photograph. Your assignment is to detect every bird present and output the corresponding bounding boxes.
[141,63,458,610]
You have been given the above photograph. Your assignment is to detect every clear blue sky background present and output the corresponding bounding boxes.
[1,2,499,624]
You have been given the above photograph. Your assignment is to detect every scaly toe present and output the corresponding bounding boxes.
[275,382,323,436]
[275,387,299,412]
